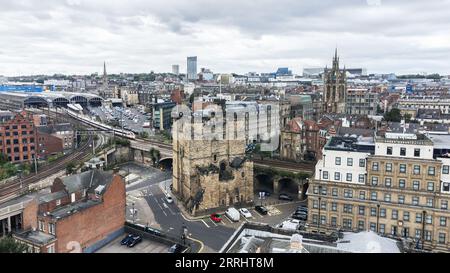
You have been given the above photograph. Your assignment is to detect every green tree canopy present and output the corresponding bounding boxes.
[383,108,402,122]
[0,236,29,253]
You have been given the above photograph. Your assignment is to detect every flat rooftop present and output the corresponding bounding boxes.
[48,199,101,220]
[325,136,375,153]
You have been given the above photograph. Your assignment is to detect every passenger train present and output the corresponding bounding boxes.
[64,108,136,139]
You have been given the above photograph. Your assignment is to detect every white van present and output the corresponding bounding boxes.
[225,207,240,222]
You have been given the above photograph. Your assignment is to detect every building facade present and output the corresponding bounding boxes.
[307,133,450,252]
[187,56,198,82]
[346,88,379,116]
[323,49,347,114]
[172,112,254,216]
[13,170,126,253]
[0,111,37,163]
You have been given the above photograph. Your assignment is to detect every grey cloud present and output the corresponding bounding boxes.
[0,0,450,75]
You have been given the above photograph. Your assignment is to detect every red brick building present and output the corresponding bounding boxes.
[13,170,126,253]
[0,111,37,163]
[280,118,321,161]
[36,123,74,159]
[170,89,185,104]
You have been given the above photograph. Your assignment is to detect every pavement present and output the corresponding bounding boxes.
[121,162,308,253]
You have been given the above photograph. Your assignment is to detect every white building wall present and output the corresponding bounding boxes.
[375,141,434,159]
[315,149,370,184]
[439,157,450,194]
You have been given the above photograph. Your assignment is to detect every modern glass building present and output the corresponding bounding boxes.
[187,56,197,81]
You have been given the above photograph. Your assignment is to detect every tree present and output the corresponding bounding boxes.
[149,148,161,166]
[383,108,402,122]
[0,152,7,165]
[140,131,149,139]
[403,113,413,123]
[0,236,29,253]
[189,93,195,104]
[66,162,76,175]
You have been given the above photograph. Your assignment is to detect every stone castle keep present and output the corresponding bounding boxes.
[172,110,254,216]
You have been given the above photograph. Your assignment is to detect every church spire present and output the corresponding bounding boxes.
[102,61,108,90]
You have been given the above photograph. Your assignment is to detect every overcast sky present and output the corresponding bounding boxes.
[0,0,450,76]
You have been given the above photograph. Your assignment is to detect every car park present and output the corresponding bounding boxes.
[239,208,253,218]
[255,205,268,215]
[225,207,240,222]
[127,235,142,247]
[120,234,134,245]
[210,213,222,223]
[295,209,308,213]
[292,214,307,221]
[279,194,293,201]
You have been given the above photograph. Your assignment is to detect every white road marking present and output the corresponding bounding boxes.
[201,220,210,228]
[224,215,233,224]
[209,218,218,226]
[153,197,167,216]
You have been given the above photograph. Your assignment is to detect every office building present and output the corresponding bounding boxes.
[307,133,450,252]
[187,56,198,82]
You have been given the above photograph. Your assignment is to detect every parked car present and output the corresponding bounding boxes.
[255,205,268,215]
[296,208,308,214]
[225,207,240,222]
[168,243,183,253]
[120,234,134,245]
[292,214,307,221]
[210,213,222,223]
[277,219,300,231]
[127,235,142,247]
[165,195,174,204]
[169,184,173,191]
[296,206,308,212]
[294,210,308,217]
[239,208,253,218]
[279,194,293,201]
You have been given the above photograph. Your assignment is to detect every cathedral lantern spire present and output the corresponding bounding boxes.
[323,49,347,114]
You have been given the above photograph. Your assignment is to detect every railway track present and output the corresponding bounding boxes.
[253,158,315,173]
[0,135,93,204]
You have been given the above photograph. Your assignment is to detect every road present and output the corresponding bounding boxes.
[123,164,307,252]
[141,182,236,251]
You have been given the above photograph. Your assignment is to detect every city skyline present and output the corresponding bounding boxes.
[1,0,450,76]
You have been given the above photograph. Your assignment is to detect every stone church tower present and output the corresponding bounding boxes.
[323,49,347,113]
[172,107,254,216]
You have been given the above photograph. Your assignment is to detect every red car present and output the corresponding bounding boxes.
[210,213,222,223]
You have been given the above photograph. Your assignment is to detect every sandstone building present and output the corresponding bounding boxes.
[172,108,254,216]
[307,133,450,252]
[323,49,347,114]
